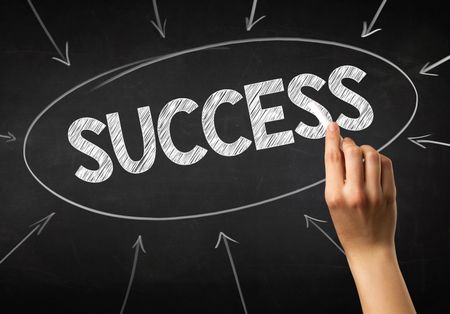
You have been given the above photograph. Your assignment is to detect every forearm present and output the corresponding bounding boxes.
[346,247,416,314]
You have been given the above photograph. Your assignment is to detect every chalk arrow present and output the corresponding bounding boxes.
[150,0,167,38]
[420,55,450,76]
[0,212,55,265]
[120,235,146,314]
[245,0,266,31]
[408,134,450,149]
[0,131,16,143]
[304,215,345,255]
[215,232,248,314]
[361,0,387,38]
[27,0,70,66]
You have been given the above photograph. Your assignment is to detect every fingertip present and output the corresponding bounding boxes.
[326,122,340,143]
[327,122,339,133]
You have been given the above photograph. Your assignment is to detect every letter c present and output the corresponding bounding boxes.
[202,89,252,156]
[157,98,208,165]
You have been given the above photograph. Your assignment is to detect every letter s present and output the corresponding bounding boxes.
[67,117,114,183]
[328,65,374,131]
[288,73,332,139]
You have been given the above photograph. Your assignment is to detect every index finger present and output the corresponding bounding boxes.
[324,122,344,189]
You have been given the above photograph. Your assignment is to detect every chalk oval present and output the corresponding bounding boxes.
[23,38,418,221]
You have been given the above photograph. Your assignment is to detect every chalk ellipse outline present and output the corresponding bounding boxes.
[23,37,419,221]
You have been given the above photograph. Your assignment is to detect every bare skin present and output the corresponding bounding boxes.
[324,122,416,314]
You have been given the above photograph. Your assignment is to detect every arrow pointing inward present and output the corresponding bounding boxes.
[245,0,266,31]
[420,55,450,76]
[120,235,146,314]
[408,134,450,149]
[361,0,387,38]
[27,0,70,66]
[0,212,55,265]
[304,215,345,255]
[150,0,167,38]
[215,232,248,314]
[0,131,16,142]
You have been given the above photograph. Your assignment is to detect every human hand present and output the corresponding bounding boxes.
[323,122,416,313]
[324,122,397,258]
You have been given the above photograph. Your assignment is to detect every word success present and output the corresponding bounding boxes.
[68,65,374,183]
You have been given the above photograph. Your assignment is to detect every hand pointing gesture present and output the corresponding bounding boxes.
[324,122,396,255]
[323,122,415,314]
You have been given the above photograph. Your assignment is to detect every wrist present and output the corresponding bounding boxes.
[344,244,416,313]
[346,244,398,270]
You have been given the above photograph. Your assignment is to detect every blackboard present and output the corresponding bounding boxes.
[0,0,449,313]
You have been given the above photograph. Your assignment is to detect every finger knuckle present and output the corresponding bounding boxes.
[381,155,393,168]
[325,190,343,209]
[347,190,366,208]
[347,146,362,159]
[361,144,375,152]
[365,151,380,163]
[325,149,342,163]
[369,193,383,207]
[384,187,397,203]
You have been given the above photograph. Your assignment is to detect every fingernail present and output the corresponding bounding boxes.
[328,122,338,132]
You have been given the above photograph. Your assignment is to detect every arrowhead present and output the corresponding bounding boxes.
[245,15,266,31]
[6,131,16,142]
[29,212,55,235]
[151,19,167,38]
[419,62,439,76]
[214,232,239,249]
[132,235,146,253]
[304,214,327,229]
[407,134,432,149]
[361,21,382,38]
[361,21,368,36]
[52,41,71,66]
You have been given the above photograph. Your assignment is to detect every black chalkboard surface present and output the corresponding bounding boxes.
[0,0,449,313]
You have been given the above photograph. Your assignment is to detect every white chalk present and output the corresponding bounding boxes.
[309,103,343,147]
